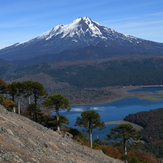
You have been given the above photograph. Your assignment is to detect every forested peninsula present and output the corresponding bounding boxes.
[124,108,163,158]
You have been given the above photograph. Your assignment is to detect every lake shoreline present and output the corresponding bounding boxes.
[71,85,163,106]
[70,86,141,106]
[51,86,163,141]
[44,85,163,114]
[70,85,163,132]
[105,120,143,131]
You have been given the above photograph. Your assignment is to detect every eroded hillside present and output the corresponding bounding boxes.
[0,105,122,163]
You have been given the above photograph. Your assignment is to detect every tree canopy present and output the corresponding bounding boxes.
[106,124,141,155]
[7,81,24,102]
[6,80,47,114]
[29,81,47,104]
[42,94,70,131]
[46,115,69,131]
[75,110,105,148]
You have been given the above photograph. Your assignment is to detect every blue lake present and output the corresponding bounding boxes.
[57,87,163,141]
[128,87,163,93]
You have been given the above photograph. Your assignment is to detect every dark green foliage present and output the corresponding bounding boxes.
[42,94,70,111]
[124,108,163,158]
[42,94,70,131]
[22,80,35,101]
[75,110,105,148]
[6,80,47,116]
[14,65,40,74]
[5,58,163,88]
[68,127,87,139]
[22,80,47,104]
[106,123,141,142]
[0,65,11,77]
[144,143,163,158]
[7,81,25,102]
[7,81,27,114]
[14,63,51,74]
[23,81,34,92]
[45,65,107,88]
[7,81,46,104]
[106,124,141,154]
[46,115,69,131]
[75,110,106,133]
[30,81,47,104]
[124,108,163,143]
[26,103,39,121]
[121,154,142,163]
[94,139,111,146]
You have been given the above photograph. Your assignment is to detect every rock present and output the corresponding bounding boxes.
[64,132,73,139]
[0,105,123,163]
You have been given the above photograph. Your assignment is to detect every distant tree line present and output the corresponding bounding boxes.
[3,58,163,89]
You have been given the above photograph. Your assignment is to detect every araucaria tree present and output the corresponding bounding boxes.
[42,94,70,131]
[7,81,25,114]
[106,123,141,155]
[30,81,47,104]
[26,103,39,121]
[23,80,35,104]
[7,80,46,114]
[75,110,105,149]
[46,115,69,131]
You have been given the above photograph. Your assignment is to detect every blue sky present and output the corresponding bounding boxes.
[0,0,163,49]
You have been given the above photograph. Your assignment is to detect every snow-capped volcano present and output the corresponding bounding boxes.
[37,16,137,44]
[0,17,163,61]
[38,17,108,40]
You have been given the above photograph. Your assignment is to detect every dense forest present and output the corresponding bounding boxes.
[4,58,163,89]
[3,57,163,105]
[124,108,163,157]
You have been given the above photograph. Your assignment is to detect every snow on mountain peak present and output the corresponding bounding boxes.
[1,16,163,61]
[5,17,142,51]
[62,17,105,38]
[38,17,107,41]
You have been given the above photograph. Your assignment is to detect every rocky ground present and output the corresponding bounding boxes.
[0,105,123,163]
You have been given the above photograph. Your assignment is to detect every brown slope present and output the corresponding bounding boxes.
[0,105,123,163]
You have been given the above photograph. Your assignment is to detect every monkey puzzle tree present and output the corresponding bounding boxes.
[7,82,24,102]
[75,110,106,149]
[106,123,141,155]
[7,81,25,114]
[42,94,70,131]
[26,103,39,121]
[22,80,34,104]
[47,115,69,131]
[30,81,47,104]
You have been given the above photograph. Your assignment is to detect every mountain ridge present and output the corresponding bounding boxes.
[1,17,163,61]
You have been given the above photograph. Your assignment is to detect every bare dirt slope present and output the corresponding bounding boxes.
[0,105,123,163]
